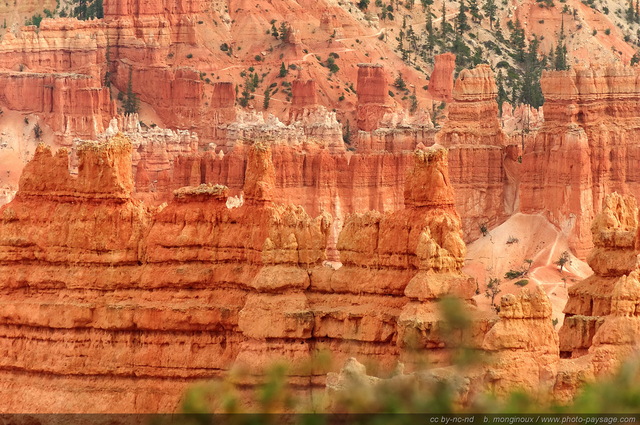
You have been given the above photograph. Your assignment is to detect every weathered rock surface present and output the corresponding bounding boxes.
[428,53,456,103]
[559,193,639,357]
[501,103,544,135]
[482,287,559,396]
[436,65,515,240]
[553,192,640,399]
[103,0,207,18]
[356,63,392,132]
[0,137,330,412]
[0,19,115,145]
[330,148,475,364]
[521,65,640,257]
[0,134,485,412]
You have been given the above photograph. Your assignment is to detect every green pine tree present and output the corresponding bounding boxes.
[496,69,507,115]
[73,0,103,20]
[278,22,290,41]
[554,17,569,71]
[278,62,288,78]
[483,0,497,30]
[103,39,111,88]
[343,120,352,145]
[239,77,252,107]
[510,19,526,63]
[468,0,482,23]
[425,4,435,53]
[123,68,140,115]
[520,36,545,108]
[441,0,448,36]
[628,0,636,23]
[263,88,271,110]
[456,0,469,35]
[357,0,370,10]
[420,0,433,11]
[409,88,418,114]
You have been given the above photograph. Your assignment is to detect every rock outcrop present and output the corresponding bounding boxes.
[216,110,345,153]
[436,65,515,240]
[395,149,479,357]
[357,63,392,132]
[559,193,639,358]
[520,65,640,257]
[501,103,544,135]
[0,137,333,412]
[0,72,116,145]
[437,65,504,147]
[553,192,640,398]
[482,287,559,395]
[96,114,200,203]
[103,0,207,18]
[356,109,436,152]
[0,139,486,411]
[0,19,115,145]
[428,53,456,103]
[588,270,640,375]
[289,77,319,122]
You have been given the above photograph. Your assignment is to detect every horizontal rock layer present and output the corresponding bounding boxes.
[0,137,477,412]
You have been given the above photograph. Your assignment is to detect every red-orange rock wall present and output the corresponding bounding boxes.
[0,137,481,412]
[0,19,115,145]
[0,20,107,78]
[103,0,207,19]
[428,52,455,103]
[357,64,391,131]
[0,72,115,145]
[165,143,511,244]
[520,65,640,256]
[171,146,413,217]
[436,65,513,239]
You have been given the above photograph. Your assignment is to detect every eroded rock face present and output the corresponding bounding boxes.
[589,270,640,375]
[553,192,640,399]
[103,0,207,18]
[217,110,345,153]
[482,287,559,396]
[428,53,456,103]
[0,137,331,412]
[291,78,319,114]
[357,63,392,132]
[521,65,640,257]
[559,193,639,358]
[501,103,544,135]
[436,65,513,241]
[0,19,115,146]
[438,65,504,147]
[0,72,115,146]
[326,286,561,404]
[329,148,476,365]
[97,114,200,204]
[172,144,414,231]
[0,137,155,413]
[0,140,482,411]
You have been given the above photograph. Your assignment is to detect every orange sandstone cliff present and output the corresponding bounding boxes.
[428,53,456,103]
[436,65,515,240]
[0,135,484,412]
[559,193,639,359]
[356,63,392,133]
[521,65,640,257]
[552,192,640,399]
